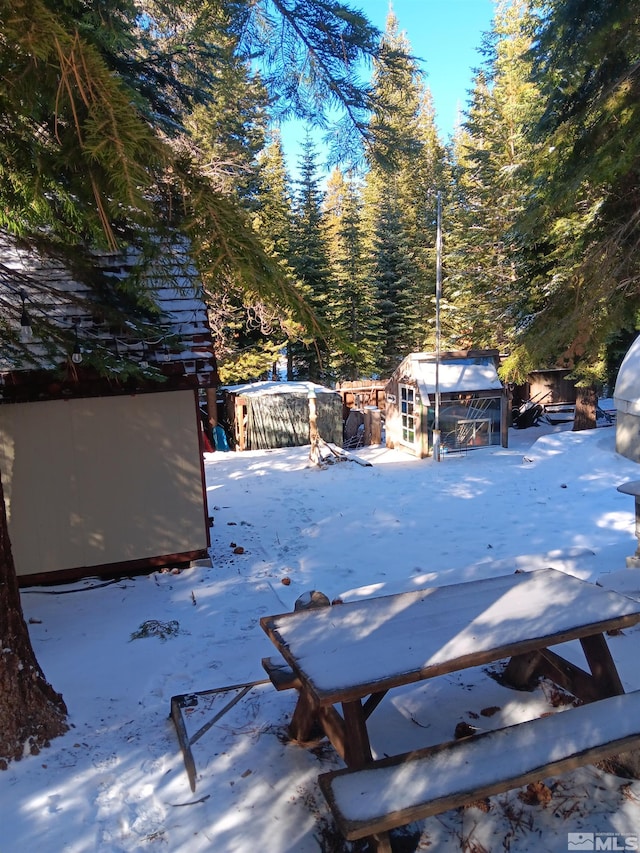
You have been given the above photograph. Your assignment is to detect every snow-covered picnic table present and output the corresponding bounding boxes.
[261,568,640,851]
[261,568,640,768]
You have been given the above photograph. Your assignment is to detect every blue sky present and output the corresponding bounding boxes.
[280,0,496,175]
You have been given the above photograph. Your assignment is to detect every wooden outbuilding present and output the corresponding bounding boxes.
[220,381,343,451]
[0,233,217,586]
[385,350,509,457]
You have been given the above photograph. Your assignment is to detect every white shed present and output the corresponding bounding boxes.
[614,335,640,463]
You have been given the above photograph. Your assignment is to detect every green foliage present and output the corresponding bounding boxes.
[323,168,379,379]
[360,11,445,375]
[5,0,640,393]
[510,0,640,379]
[0,0,387,376]
[129,619,187,642]
[287,135,333,381]
[446,0,542,358]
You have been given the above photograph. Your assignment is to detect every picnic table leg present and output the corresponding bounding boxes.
[369,830,393,852]
[502,650,543,689]
[289,688,322,743]
[342,699,373,768]
[580,634,625,698]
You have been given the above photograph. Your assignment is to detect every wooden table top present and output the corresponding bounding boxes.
[261,568,640,705]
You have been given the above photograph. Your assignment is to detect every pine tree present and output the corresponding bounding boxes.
[370,193,416,375]
[509,0,640,383]
[446,0,541,359]
[288,135,333,381]
[211,132,296,384]
[323,168,379,379]
[361,10,446,371]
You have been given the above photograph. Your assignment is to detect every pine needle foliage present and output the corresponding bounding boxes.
[0,0,387,370]
[511,0,640,380]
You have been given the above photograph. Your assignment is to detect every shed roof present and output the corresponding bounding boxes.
[222,380,339,398]
[393,352,504,403]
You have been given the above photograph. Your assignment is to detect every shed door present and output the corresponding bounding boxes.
[399,384,417,446]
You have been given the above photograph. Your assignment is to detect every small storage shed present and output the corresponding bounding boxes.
[514,368,576,409]
[385,350,509,457]
[614,335,640,462]
[0,233,217,586]
[220,381,343,450]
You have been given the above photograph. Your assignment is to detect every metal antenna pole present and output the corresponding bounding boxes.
[433,191,442,461]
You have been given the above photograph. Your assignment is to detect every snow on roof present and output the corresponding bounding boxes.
[615,335,640,415]
[410,356,504,403]
[221,380,339,397]
[0,231,215,380]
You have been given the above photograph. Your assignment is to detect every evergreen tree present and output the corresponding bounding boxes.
[212,132,296,383]
[370,193,417,375]
[185,4,268,202]
[323,168,379,378]
[288,135,333,381]
[446,0,541,357]
[507,0,640,383]
[362,11,446,371]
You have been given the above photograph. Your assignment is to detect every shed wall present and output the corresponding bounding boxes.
[225,390,343,450]
[0,390,208,579]
[616,412,640,463]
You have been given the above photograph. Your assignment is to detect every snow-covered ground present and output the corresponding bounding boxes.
[4,421,640,852]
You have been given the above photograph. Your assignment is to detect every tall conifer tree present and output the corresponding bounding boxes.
[362,11,446,371]
[288,135,333,381]
[323,168,379,378]
[510,0,640,383]
[447,0,541,356]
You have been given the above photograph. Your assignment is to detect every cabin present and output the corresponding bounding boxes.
[385,350,509,457]
[219,381,343,451]
[0,233,217,586]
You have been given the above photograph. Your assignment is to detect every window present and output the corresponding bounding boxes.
[400,385,416,445]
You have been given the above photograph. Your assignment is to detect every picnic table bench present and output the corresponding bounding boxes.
[318,690,640,850]
[261,568,640,851]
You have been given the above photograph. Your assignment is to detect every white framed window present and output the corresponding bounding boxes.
[399,384,416,445]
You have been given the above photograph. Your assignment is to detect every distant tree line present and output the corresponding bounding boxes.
[217,0,640,393]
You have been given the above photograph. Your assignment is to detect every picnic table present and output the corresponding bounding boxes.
[261,568,640,851]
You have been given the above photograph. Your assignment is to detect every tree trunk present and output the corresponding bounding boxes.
[0,474,68,769]
[573,385,598,431]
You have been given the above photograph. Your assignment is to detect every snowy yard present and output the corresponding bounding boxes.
[4,422,640,852]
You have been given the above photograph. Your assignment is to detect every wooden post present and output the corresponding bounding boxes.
[308,388,318,444]
[371,409,381,445]
[363,406,381,445]
[205,387,218,428]
[308,388,321,464]
[363,408,372,446]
